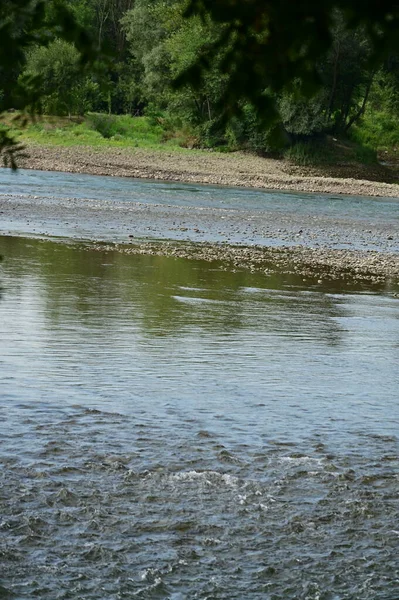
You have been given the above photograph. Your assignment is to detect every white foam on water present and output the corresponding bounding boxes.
[171,295,223,305]
[168,470,240,487]
[277,456,324,466]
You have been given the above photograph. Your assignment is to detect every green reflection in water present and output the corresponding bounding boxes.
[0,235,393,347]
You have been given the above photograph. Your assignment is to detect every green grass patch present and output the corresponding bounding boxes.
[285,136,377,167]
[86,113,167,145]
[1,113,195,152]
[284,141,320,166]
[351,110,399,152]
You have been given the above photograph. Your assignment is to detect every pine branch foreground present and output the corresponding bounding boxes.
[0,0,100,167]
[178,0,399,124]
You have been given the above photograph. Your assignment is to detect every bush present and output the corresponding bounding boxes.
[87,114,120,138]
[224,104,286,154]
[351,111,399,150]
[21,40,98,116]
[284,142,320,165]
[354,144,377,164]
[285,137,378,166]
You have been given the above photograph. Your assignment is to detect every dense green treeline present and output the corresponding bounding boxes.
[2,0,399,159]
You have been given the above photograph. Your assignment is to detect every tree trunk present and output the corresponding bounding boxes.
[344,71,375,132]
[327,40,340,123]
[207,97,212,121]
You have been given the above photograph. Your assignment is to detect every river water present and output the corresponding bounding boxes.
[0,173,399,599]
[0,169,398,250]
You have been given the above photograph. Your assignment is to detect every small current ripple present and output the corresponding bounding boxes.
[1,405,398,599]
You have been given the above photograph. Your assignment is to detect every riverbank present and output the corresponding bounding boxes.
[18,142,399,198]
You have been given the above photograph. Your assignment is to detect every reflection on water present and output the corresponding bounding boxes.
[0,236,398,599]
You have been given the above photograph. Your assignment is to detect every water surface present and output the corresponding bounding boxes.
[0,236,398,599]
[1,169,398,250]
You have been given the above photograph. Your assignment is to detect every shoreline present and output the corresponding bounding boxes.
[18,142,399,198]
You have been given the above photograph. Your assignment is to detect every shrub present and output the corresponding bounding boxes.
[284,142,319,165]
[87,114,120,138]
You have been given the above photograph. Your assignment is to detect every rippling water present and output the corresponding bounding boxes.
[0,236,398,599]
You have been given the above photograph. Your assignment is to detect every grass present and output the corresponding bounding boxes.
[284,136,378,167]
[351,110,399,154]
[284,141,321,166]
[1,112,197,152]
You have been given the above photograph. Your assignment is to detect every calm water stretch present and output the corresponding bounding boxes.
[0,173,398,599]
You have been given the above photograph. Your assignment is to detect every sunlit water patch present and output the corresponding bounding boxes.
[0,236,398,599]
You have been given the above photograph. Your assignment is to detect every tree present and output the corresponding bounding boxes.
[122,0,229,135]
[75,0,135,113]
[2,0,399,165]
[21,39,99,116]
[0,0,98,167]
[278,17,375,138]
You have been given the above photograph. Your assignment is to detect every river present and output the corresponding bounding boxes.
[0,168,398,250]
[0,171,398,599]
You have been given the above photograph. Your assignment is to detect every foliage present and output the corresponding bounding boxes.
[284,142,322,166]
[348,68,399,151]
[180,0,399,127]
[285,137,377,167]
[0,0,99,166]
[122,1,391,150]
[21,39,98,116]
[87,112,167,141]
[87,113,119,138]
[9,113,192,150]
[222,104,281,154]
[271,17,376,138]
[2,0,399,167]
[351,111,399,151]
[0,125,27,169]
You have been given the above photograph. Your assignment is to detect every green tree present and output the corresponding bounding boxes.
[122,0,229,143]
[80,0,134,113]
[278,18,375,139]
[21,39,99,116]
[122,0,176,107]
[0,0,98,166]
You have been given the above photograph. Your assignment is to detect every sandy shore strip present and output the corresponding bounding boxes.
[19,143,399,198]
